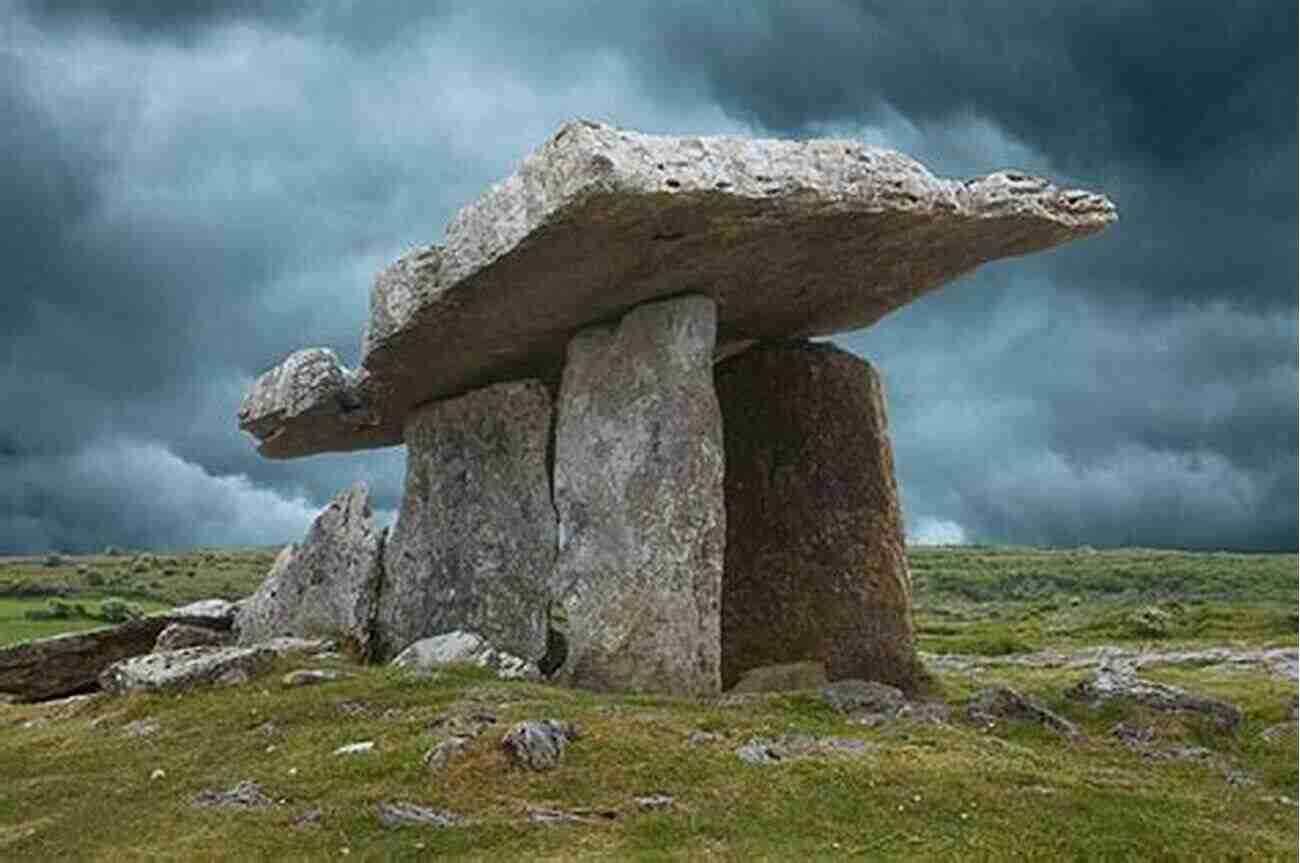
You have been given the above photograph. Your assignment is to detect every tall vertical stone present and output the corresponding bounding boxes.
[235,481,384,656]
[373,380,555,662]
[714,341,924,692]
[552,295,724,696]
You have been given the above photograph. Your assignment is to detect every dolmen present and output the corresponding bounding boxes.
[239,119,1116,696]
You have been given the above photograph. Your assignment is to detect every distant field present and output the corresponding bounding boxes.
[0,548,279,646]
[0,545,1294,650]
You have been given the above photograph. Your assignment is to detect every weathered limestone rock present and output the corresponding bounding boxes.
[715,341,923,692]
[0,605,237,702]
[372,381,555,662]
[500,719,580,771]
[389,631,539,680]
[241,120,1116,458]
[552,295,724,696]
[235,482,384,657]
[99,638,328,694]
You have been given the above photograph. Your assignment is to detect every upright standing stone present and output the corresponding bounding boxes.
[373,380,555,662]
[235,482,384,657]
[714,341,923,692]
[552,295,724,696]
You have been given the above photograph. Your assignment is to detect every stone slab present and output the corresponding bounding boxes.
[235,481,384,657]
[240,119,1116,457]
[715,340,923,692]
[371,380,555,661]
[551,295,724,696]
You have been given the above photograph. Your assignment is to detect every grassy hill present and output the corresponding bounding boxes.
[0,546,1295,860]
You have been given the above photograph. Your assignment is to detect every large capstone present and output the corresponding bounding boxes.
[241,120,1116,458]
[714,341,923,692]
[234,481,384,656]
[372,380,555,662]
[552,295,724,696]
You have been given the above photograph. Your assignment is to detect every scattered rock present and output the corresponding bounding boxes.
[716,342,923,692]
[552,295,724,696]
[966,686,1080,738]
[423,737,470,770]
[235,482,384,658]
[191,780,276,810]
[727,661,828,694]
[334,741,375,756]
[736,734,876,765]
[292,808,323,829]
[501,720,580,771]
[153,623,229,652]
[688,730,724,746]
[374,381,555,662]
[634,794,675,810]
[1069,662,1243,730]
[167,599,241,628]
[1259,722,1296,745]
[150,768,166,780]
[820,679,907,715]
[389,631,539,680]
[376,802,459,829]
[281,669,345,687]
[526,806,619,825]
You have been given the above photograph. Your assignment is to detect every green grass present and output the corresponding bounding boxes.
[0,544,1295,859]
[0,657,1294,861]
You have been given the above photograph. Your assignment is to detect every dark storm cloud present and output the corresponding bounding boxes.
[0,0,1294,553]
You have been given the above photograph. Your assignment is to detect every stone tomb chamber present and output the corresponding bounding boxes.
[237,120,1116,695]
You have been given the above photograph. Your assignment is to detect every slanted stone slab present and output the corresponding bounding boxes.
[0,605,239,703]
[372,380,555,662]
[235,482,384,657]
[715,341,923,692]
[552,295,724,696]
[241,120,1116,457]
[99,638,329,694]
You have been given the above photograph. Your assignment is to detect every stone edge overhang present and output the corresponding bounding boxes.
[240,119,1117,459]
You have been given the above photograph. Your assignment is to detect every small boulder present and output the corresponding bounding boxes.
[334,741,375,756]
[390,631,538,680]
[423,737,471,770]
[736,734,875,765]
[1069,663,1243,730]
[153,623,229,652]
[500,719,580,771]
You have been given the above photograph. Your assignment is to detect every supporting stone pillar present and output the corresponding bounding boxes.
[373,380,555,661]
[552,295,724,696]
[714,341,923,692]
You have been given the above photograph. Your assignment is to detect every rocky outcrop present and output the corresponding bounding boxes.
[241,120,1116,458]
[0,602,238,702]
[235,482,384,657]
[99,638,329,694]
[715,341,923,691]
[552,296,724,696]
[373,381,555,662]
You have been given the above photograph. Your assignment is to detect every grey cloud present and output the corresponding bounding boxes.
[0,0,1294,553]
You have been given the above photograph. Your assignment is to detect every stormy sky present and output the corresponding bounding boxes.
[1,0,1295,554]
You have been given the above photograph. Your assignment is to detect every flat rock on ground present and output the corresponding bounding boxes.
[235,482,384,657]
[551,295,724,696]
[240,119,1115,458]
[99,638,329,694]
[728,661,829,693]
[373,381,554,662]
[716,341,923,691]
